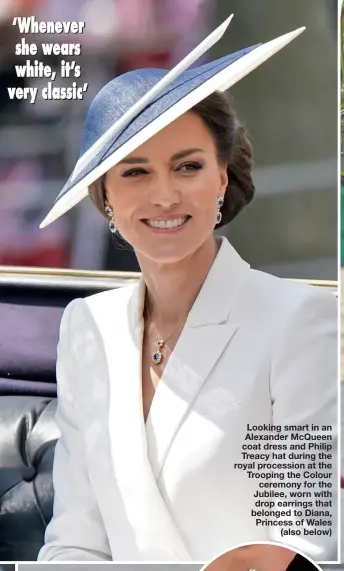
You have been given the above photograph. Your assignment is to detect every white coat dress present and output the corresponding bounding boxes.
[38,237,338,562]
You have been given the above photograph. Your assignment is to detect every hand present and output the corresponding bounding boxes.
[206,544,296,571]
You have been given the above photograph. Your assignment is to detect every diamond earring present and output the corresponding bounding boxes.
[216,197,224,225]
[105,205,117,233]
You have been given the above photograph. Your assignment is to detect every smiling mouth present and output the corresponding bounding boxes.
[142,216,191,229]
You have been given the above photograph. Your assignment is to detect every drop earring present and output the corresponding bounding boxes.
[216,197,224,225]
[105,205,117,233]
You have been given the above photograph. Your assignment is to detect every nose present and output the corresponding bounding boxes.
[149,173,180,208]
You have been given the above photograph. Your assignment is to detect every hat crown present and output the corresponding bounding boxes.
[80,68,168,156]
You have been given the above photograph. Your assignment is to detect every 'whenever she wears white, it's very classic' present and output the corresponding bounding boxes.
[38,237,338,562]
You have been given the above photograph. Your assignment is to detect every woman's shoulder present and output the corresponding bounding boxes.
[237,270,337,361]
[242,267,336,318]
[85,282,138,309]
[60,283,138,331]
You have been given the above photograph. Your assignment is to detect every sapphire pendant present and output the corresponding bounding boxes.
[152,340,164,365]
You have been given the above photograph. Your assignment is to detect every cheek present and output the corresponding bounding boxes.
[181,170,220,208]
[108,184,139,215]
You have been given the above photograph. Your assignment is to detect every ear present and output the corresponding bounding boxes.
[101,174,111,208]
[219,164,228,194]
[102,173,108,195]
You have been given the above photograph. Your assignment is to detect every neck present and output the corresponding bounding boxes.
[138,236,220,326]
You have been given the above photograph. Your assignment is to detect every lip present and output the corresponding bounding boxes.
[141,215,191,234]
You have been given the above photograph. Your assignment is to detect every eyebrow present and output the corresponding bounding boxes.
[117,148,205,165]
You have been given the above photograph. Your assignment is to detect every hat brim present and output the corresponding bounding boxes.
[40,26,305,229]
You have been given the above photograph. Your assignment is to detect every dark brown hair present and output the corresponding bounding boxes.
[88,91,255,227]
[191,91,255,227]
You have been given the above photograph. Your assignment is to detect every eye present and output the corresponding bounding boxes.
[121,168,148,178]
[178,161,203,172]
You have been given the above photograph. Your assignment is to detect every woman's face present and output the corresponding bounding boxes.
[104,111,228,264]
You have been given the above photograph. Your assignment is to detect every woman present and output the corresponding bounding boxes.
[38,18,337,563]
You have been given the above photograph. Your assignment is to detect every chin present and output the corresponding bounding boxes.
[127,221,213,265]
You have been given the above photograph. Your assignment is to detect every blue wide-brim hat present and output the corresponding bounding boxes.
[40,16,305,228]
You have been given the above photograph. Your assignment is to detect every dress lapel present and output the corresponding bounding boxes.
[146,237,250,479]
[86,279,192,560]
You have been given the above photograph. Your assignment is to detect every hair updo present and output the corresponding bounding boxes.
[88,91,255,227]
[191,91,255,227]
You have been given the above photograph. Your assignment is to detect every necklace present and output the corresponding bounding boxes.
[145,302,187,366]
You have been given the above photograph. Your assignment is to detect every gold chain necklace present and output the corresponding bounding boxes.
[145,302,187,366]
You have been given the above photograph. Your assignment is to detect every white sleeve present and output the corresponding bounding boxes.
[268,288,338,562]
[38,300,112,561]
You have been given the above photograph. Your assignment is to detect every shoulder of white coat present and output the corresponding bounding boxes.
[239,267,337,321]
[59,283,138,332]
[84,282,138,308]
